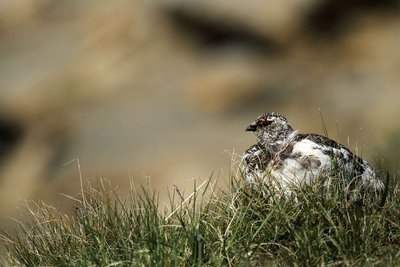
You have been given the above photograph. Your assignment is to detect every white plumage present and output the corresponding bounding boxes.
[243,112,384,192]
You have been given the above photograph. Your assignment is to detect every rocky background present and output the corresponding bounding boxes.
[0,0,400,228]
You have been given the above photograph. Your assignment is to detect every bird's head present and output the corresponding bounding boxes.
[246,112,294,147]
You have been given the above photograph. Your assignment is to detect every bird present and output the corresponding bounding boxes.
[243,112,384,192]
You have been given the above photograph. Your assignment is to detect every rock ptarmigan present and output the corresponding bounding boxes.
[243,112,384,191]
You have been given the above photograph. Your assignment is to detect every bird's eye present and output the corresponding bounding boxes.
[257,118,270,126]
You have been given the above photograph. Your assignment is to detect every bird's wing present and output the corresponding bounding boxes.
[294,133,347,150]
[295,133,368,174]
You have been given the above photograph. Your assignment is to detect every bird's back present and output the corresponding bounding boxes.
[271,133,384,190]
[243,133,384,191]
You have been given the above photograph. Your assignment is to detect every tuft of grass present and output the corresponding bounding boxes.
[1,171,400,266]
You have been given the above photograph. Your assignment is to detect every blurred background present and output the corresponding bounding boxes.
[0,0,400,229]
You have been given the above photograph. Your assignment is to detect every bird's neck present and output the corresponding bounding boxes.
[261,128,297,150]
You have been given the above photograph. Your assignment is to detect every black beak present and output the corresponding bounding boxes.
[245,124,257,132]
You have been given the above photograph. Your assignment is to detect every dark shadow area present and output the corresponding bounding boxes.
[0,116,24,164]
[304,0,400,38]
[166,7,282,55]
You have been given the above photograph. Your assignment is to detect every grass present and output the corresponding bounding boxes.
[1,168,400,266]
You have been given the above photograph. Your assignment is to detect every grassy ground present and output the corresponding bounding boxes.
[1,170,400,266]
